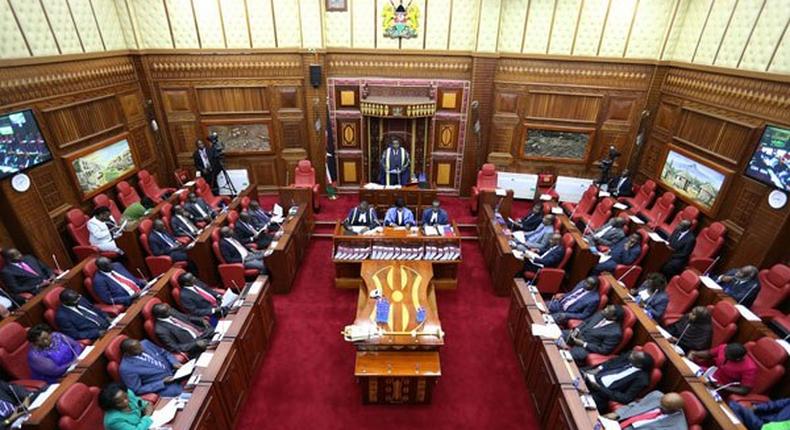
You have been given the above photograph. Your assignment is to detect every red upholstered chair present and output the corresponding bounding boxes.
[752,264,790,319]
[579,198,614,230]
[174,168,190,187]
[227,210,239,228]
[116,181,141,209]
[65,208,119,261]
[729,338,788,405]
[525,233,575,295]
[293,160,321,212]
[621,180,656,214]
[470,163,498,214]
[585,306,636,367]
[160,203,189,245]
[240,196,251,210]
[661,270,701,325]
[56,383,104,430]
[195,177,230,208]
[138,169,176,203]
[639,192,676,228]
[657,205,699,237]
[42,286,63,328]
[612,231,649,289]
[81,258,124,315]
[138,219,187,276]
[687,222,726,273]
[0,322,47,389]
[708,301,739,348]
[563,185,598,220]
[608,342,666,410]
[680,391,707,430]
[141,298,189,363]
[104,335,160,403]
[92,193,123,223]
[566,276,612,329]
[537,172,556,194]
[211,229,260,283]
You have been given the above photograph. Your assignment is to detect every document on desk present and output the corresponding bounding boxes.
[423,226,439,236]
[196,351,214,367]
[109,312,126,328]
[682,357,703,376]
[77,345,94,361]
[29,384,59,410]
[172,359,196,380]
[550,207,563,215]
[598,254,611,263]
[151,398,179,428]
[598,191,611,198]
[778,340,790,356]
[214,320,232,340]
[248,279,264,295]
[613,202,628,210]
[273,204,284,217]
[735,305,761,321]
[221,289,239,307]
[512,231,526,244]
[656,325,673,339]
[647,231,668,243]
[531,323,562,340]
[495,188,507,197]
[700,276,723,290]
[628,215,645,225]
[596,416,620,430]
[539,194,553,201]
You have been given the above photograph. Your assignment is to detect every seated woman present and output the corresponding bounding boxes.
[0,379,37,429]
[27,324,83,384]
[99,383,153,430]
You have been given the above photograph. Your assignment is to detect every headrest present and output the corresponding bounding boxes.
[677,270,700,291]
[562,233,574,248]
[66,208,86,225]
[93,194,109,206]
[169,268,186,288]
[105,335,128,363]
[711,301,738,323]
[766,264,790,286]
[57,383,97,418]
[641,342,666,368]
[622,306,636,326]
[117,181,131,193]
[161,203,173,218]
[643,180,656,191]
[481,163,496,175]
[138,170,151,180]
[297,160,312,172]
[43,286,64,309]
[749,337,788,367]
[0,322,27,350]
[600,198,614,209]
[139,219,153,234]
[660,192,676,203]
[142,297,162,320]
[683,206,699,219]
[83,258,97,277]
[703,222,726,240]
[679,391,706,424]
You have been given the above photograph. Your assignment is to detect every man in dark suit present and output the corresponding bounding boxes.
[92,257,145,307]
[421,200,449,226]
[585,217,627,248]
[119,338,183,397]
[55,289,110,341]
[508,204,543,232]
[592,233,643,275]
[247,201,271,229]
[148,220,196,274]
[609,169,635,198]
[548,276,601,325]
[523,233,565,275]
[151,303,215,358]
[177,272,227,323]
[171,205,200,239]
[632,273,669,321]
[235,212,273,249]
[603,391,688,430]
[0,248,54,300]
[582,350,654,413]
[184,192,216,224]
[0,379,36,428]
[218,227,267,273]
[562,304,624,362]
[661,220,696,279]
[193,139,218,191]
[343,201,380,230]
[717,265,761,307]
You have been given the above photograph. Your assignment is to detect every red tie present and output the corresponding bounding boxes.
[17,262,38,275]
[619,408,663,428]
[111,272,141,293]
[193,286,218,306]
[170,317,201,338]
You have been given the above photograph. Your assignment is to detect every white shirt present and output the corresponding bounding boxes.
[600,366,639,388]
[595,225,613,238]
[176,215,197,234]
[225,237,249,260]
[192,202,208,218]
[199,149,210,167]
[430,211,438,224]
[106,270,138,295]
[87,216,116,247]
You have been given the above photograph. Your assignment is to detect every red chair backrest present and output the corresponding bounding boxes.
[43,286,65,328]
[611,307,636,355]
[138,170,164,202]
[476,163,497,190]
[753,264,790,311]
[66,208,91,246]
[161,203,175,232]
[634,342,666,395]
[57,383,104,430]
[576,186,599,215]
[143,297,160,321]
[195,177,216,202]
[212,240,227,264]
[647,192,676,221]
[169,268,187,311]
[690,222,726,260]
[745,337,788,395]
[227,210,239,226]
[665,270,700,317]
[667,206,700,232]
[92,193,123,223]
[294,160,316,187]
[116,181,141,209]
[589,198,614,229]
[105,335,128,382]
[633,180,656,207]
[558,233,574,270]
[138,219,154,256]
[680,391,707,428]
[710,301,739,347]
[597,276,611,310]
[241,196,251,210]
[0,322,32,380]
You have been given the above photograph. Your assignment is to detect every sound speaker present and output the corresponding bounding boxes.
[309,64,322,88]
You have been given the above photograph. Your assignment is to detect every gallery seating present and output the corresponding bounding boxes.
[620,180,656,215]
[65,209,120,261]
[138,169,176,203]
[116,181,142,209]
[709,301,739,347]
[92,193,124,223]
[751,264,790,319]
[687,222,726,273]
[662,270,701,325]
[639,191,676,227]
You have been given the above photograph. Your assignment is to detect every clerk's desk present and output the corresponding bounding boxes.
[477,204,521,296]
[358,185,437,219]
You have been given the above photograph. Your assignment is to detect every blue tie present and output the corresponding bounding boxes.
[0,399,15,418]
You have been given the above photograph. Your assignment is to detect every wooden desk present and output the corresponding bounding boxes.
[332,221,461,290]
[558,214,598,287]
[354,351,441,404]
[264,204,310,294]
[477,204,522,296]
[156,384,229,430]
[278,186,314,232]
[359,186,437,218]
[477,189,514,219]
[640,235,673,282]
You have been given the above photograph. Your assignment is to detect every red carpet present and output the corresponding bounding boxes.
[235,195,540,429]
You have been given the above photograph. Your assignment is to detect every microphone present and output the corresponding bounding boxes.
[136,268,149,283]
[616,264,639,285]
[737,281,760,306]
[231,279,242,294]
[0,288,23,311]
[52,254,63,274]
[526,268,542,288]
[702,256,721,277]
[673,318,692,347]
[568,203,579,221]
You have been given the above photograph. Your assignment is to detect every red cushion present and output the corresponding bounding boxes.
[0,322,33,380]
[57,383,104,430]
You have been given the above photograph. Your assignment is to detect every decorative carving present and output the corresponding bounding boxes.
[496,59,651,89]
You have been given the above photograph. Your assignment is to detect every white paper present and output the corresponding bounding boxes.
[539,194,553,201]
[682,357,703,375]
[629,215,645,225]
[495,188,507,197]
[550,207,563,215]
[648,232,668,243]
[613,202,628,210]
[29,384,59,410]
[215,320,232,339]
[272,204,284,216]
[531,323,562,340]
[151,398,179,427]
[54,269,70,281]
[700,276,723,290]
[721,404,742,424]
[172,359,196,380]
[270,215,285,224]
[735,305,761,321]
[525,250,539,261]
[109,312,126,328]
[248,280,263,295]
[596,416,621,430]
[77,345,94,361]
[423,226,439,236]
[221,289,239,307]
[598,191,611,197]
[512,231,526,244]
[535,300,547,313]
[598,254,611,263]
[349,226,366,234]
[777,340,790,356]
[656,325,673,339]
[638,289,651,301]
[184,181,196,187]
[195,352,214,367]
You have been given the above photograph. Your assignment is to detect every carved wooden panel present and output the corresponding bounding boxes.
[161,89,193,114]
[335,86,360,109]
[249,158,278,186]
[654,102,680,134]
[432,159,456,187]
[438,89,461,112]
[118,92,145,126]
[525,92,602,124]
[490,114,519,153]
[27,164,70,213]
[276,87,301,110]
[43,96,124,148]
[675,109,755,164]
[130,127,154,168]
[196,87,268,114]
[495,93,519,114]
[337,155,362,185]
[605,97,637,124]
[337,119,360,149]
[433,120,459,152]
[279,118,305,149]
[169,123,199,154]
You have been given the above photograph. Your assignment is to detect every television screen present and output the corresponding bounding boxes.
[0,109,52,180]
[745,125,790,191]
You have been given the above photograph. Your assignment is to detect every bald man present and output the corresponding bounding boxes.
[603,391,687,430]
[716,265,760,307]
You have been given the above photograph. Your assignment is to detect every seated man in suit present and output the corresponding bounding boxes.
[184,192,216,225]
[561,304,624,363]
[421,200,449,226]
[170,205,201,239]
[55,289,110,341]
[608,169,635,198]
[218,227,267,273]
[592,233,642,275]
[92,256,145,307]
[151,303,215,358]
[661,220,696,279]
[729,397,790,430]
[119,338,183,397]
[343,201,379,230]
[585,217,627,249]
[384,198,416,227]
[716,265,760,307]
[0,379,37,428]
[522,215,556,252]
[522,233,565,275]
[234,212,274,249]
[547,276,601,325]
[631,273,669,321]
[581,349,654,413]
[0,248,54,300]
[688,343,757,396]
[508,204,543,232]
[247,201,271,229]
[87,206,123,254]
[148,220,197,274]
[177,272,228,324]
[665,306,712,354]
[603,391,687,430]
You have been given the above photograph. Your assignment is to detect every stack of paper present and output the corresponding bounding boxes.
[629,215,645,225]
[550,207,563,215]
[196,352,214,367]
[613,202,628,210]
[151,398,179,428]
[647,232,668,243]
[29,384,60,410]
[735,305,761,321]
[700,276,723,290]
[531,323,562,339]
[172,359,196,380]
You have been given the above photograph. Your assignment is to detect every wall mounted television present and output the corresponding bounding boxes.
[744,125,790,192]
[0,109,52,180]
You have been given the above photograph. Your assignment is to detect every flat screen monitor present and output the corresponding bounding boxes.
[0,109,52,180]
[744,125,790,192]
